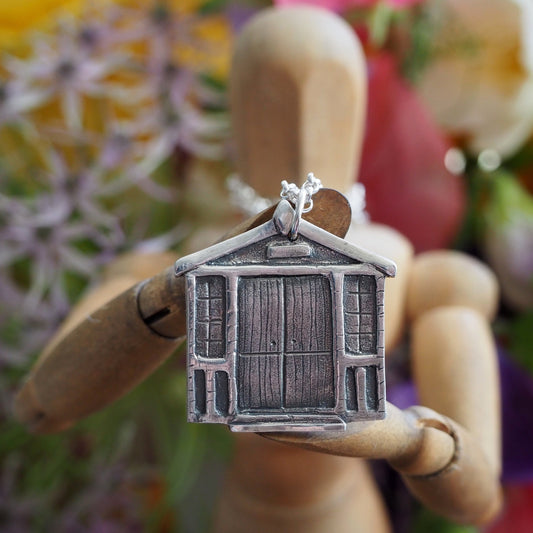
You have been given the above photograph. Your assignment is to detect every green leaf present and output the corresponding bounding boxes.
[401,7,437,82]
[413,507,478,533]
[507,311,533,373]
[369,2,396,47]
[484,171,533,227]
[198,0,228,15]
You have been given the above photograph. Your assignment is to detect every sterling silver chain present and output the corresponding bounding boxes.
[279,173,322,240]
[227,172,369,225]
[280,172,322,213]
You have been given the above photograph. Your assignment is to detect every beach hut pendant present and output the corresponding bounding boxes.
[175,177,396,432]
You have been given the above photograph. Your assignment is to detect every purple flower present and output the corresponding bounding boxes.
[0,0,230,370]
[0,454,54,531]
[0,79,48,125]
[57,462,149,533]
[482,173,533,311]
[4,22,132,131]
[498,347,533,483]
[0,146,128,366]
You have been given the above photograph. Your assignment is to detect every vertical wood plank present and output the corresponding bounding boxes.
[238,355,282,409]
[239,278,282,354]
[284,276,334,408]
[285,276,332,353]
[332,272,345,411]
[238,277,283,410]
[285,354,334,408]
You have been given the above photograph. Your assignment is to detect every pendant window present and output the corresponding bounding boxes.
[343,275,377,355]
[195,275,226,358]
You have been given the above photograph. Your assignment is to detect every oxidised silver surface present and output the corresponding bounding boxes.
[175,200,396,432]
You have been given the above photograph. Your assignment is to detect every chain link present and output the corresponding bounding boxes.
[280,172,322,212]
[226,172,368,225]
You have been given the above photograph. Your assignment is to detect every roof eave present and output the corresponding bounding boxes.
[296,219,397,277]
[175,200,397,278]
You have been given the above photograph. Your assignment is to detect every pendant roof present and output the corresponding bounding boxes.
[175,200,397,277]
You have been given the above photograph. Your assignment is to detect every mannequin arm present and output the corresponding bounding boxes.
[14,189,350,434]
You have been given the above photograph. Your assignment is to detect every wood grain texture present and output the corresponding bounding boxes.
[411,306,501,476]
[285,354,334,409]
[407,250,499,321]
[236,275,335,410]
[214,435,392,533]
[14,285,179,433]
[284,276,332,353]
[238,277,283,355]
[284,276,334,408]
[400,413,502,526]
[237,277,284,410]
[231,6,366,197]
[238,356,283,410]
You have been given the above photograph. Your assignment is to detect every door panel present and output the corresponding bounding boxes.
[284,276,334,408]
[238,278,283,410]
[238,278,283,354]
[284,276,332,353]
[237,275,334,411]
[284,354,335,408]
[237,355,282,410]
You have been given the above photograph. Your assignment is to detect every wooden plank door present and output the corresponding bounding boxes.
[237,275,334,411]
[283,276,334,409]
[237,277,283,410]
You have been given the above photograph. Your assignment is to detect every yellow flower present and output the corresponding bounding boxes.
[0,1,84,46]
[162,0,208,15]
[178,17,232,78]
[417,0,533,157]
[0,0,232,78]
[0,1,196,48]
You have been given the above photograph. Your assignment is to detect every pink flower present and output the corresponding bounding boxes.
[273,0,423,12]
[358,54,466,251]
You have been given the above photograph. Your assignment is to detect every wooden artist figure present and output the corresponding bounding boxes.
[14,6,502,532]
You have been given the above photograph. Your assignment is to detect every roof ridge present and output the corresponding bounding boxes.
[175,200,396,277]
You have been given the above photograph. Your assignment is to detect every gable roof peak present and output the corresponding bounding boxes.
[175,200,396,277]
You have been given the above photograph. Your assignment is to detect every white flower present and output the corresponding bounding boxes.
[417,0,533,158]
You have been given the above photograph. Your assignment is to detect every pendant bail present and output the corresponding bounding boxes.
[288,187,307,240]
[281,172,322,241]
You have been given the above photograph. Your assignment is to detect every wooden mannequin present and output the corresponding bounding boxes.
[14,6,502,530]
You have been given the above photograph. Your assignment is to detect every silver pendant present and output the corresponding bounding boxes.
[175,198,396,432]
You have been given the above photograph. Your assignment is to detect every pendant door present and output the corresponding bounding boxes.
[237,277,283,410]
[283,276,335,409]
[237,275,334,412]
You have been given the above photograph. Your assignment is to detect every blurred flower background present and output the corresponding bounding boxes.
[0,0,532,531]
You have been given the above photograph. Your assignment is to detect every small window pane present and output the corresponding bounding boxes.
[360,334,375,353]
[344,276,377,355]
[194,370,206,415]
[345,314,360,335]
[360,314,375,333]
[359,276,375,292]
[195,276,226,358]
[215,371,229,416]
